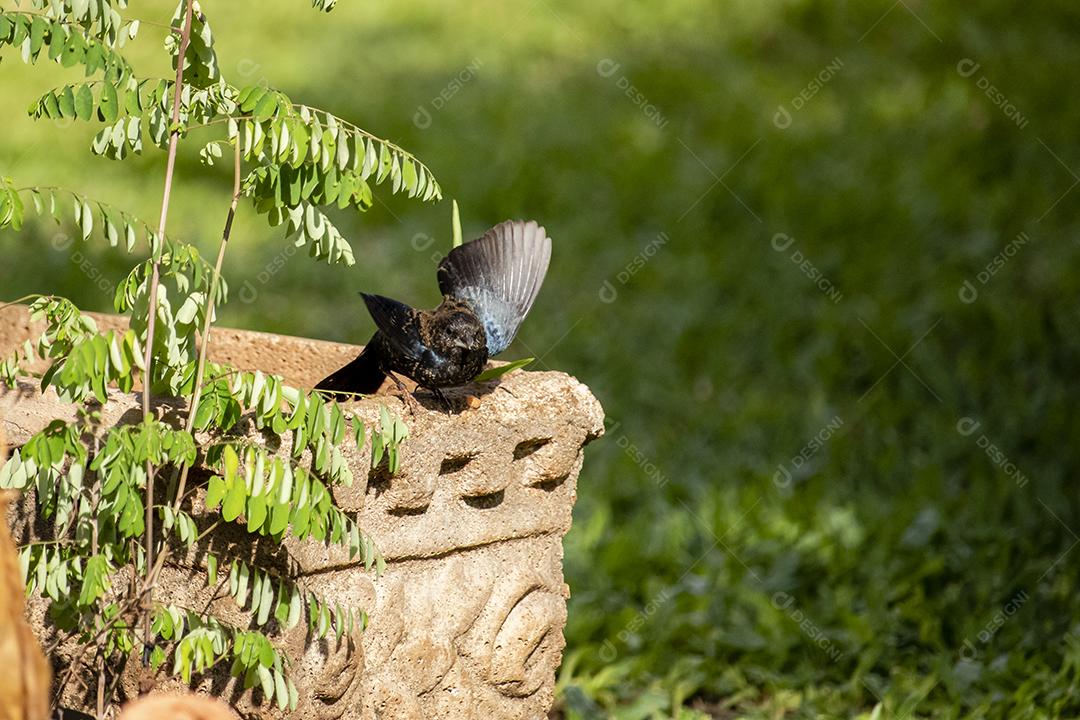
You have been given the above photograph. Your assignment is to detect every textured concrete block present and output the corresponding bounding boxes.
[0,307,603,718]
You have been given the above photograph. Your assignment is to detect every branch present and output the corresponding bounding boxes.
[175,141,241,508]
[140,0,195,668]
[293,103,433,169]
[150,141,242,591]
[15,185,163,252]
[185,115,254,132]
[0,294,46,314]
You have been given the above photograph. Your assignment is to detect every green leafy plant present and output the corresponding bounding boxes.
[0,0,428,713]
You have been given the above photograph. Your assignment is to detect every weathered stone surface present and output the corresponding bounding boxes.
[0,306,603,719]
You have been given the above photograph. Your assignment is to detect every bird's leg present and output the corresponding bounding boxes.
[385,371,422,414]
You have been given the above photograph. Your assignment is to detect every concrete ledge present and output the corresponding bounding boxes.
[0,306,604,719]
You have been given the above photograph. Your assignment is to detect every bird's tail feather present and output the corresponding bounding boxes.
[314,342,385,396]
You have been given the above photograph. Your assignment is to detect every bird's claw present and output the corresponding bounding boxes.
[385,372,422,415]
[400,392,423,416]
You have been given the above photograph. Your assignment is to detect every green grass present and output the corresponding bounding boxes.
[3,1,1080,717]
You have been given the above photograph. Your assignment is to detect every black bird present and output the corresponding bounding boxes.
[315,220,552,403]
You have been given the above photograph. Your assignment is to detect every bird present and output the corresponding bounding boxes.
[315,219,551,406]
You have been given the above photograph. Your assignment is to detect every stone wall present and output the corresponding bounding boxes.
[0,307,604,719]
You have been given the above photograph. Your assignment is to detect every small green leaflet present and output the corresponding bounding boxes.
[451,199,462,248]
[474,357,534,382]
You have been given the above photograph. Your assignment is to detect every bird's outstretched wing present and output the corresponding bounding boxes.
[359,293,427,364]
[437,220,551,356]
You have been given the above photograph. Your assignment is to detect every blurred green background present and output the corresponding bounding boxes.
[3,1,1080,717]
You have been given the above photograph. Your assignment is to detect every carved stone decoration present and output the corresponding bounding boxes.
[0,308,604,719]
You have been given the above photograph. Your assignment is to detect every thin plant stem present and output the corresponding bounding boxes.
[140,0,195,668]
[96,659,105,718]
[0,294,46,314]
[0,9,173,32]
[173,141,242,514]
[145,139,240,591]
[147,142,241,591]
